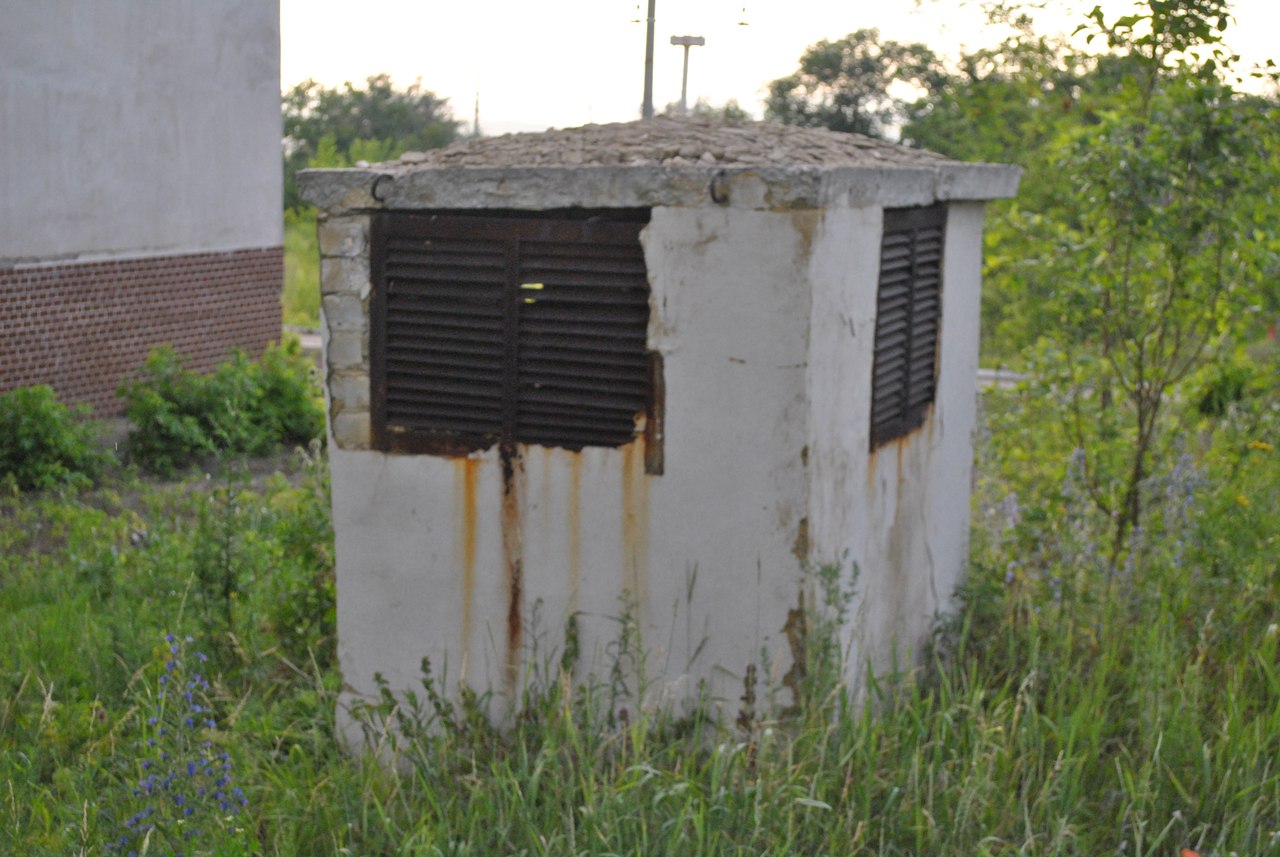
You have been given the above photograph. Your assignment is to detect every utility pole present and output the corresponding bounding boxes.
[641,0,656,119]
[669,36,705,116]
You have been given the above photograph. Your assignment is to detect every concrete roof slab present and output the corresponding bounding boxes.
[299,117,1021,214]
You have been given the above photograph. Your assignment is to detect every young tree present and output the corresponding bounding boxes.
[1042,1,1278,561]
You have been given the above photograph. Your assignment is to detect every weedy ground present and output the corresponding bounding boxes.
[283,208,320,330]
[2,384,1279,856]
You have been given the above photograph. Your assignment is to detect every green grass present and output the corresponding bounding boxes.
[2,387,1280,854]
[283,207,320,329]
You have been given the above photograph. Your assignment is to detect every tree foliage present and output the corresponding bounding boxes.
[764,29,946,137]
[282,74,460,210]
[901,44,1168,360]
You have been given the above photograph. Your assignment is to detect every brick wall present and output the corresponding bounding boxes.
[0,246,283,416]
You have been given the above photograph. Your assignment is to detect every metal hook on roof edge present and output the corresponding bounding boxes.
[709,170,729,205]
[372,174,394,203]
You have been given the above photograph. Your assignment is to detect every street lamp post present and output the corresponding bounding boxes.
[669,35,705,116]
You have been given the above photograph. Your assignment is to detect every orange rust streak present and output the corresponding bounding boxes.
[620,442,649,612]
[458,458,479,681]
[868,434,911,491]
[636,443,650,595]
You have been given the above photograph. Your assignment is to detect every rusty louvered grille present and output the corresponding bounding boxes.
[370,211,654,455]
[869,204,947,450]
[516,238,651,448]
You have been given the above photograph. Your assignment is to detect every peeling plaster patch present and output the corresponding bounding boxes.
[780,591,808,715]
[792,517,810,563]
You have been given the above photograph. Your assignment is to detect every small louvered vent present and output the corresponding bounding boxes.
[371,211,653,455]
[869,205,946,450]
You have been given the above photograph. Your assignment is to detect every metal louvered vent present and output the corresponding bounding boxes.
[869,204,947,450]
[370,211,654,456]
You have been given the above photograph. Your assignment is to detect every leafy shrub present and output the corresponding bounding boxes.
[119,340,323,475]
[252,339,326,448]
[0,385,107,491]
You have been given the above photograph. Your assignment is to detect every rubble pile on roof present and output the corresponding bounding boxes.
[394,117,957,170]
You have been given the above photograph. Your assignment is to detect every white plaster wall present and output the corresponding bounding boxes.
[332,207,819,719]
[804,204,884,653]
[808,201,987,676]
[0,0,281,264]
[641,207,815,703]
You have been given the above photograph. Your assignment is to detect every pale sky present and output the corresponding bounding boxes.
[280,0,1277,135]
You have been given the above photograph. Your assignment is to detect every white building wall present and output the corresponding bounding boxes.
[332,206,822,719]
[0,0,281,263]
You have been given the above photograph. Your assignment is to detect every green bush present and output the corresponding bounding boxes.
[0,385,106,491]
[119,340,323,475]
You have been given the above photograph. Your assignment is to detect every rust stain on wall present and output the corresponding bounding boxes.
[867,411,933,491]
[787,209,820,258]
[500,443,524,698]
[454,457,480,680]
[621,440,650,612]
